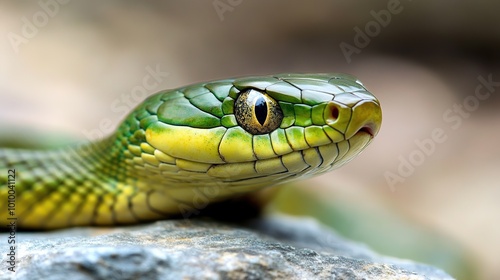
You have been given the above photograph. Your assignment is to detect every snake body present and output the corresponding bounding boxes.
[0,73,381,229]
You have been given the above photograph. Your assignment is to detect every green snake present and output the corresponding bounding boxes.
[0,73,382,229]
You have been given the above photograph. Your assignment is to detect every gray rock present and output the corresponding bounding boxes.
[0,215,453,280]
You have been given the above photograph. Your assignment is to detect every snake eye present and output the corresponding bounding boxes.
[234,89,283,135]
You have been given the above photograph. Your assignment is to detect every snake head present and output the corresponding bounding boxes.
[130,73,381,190]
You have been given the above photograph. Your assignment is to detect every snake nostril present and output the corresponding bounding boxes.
[324,102,341,126]
[330,106,339,121]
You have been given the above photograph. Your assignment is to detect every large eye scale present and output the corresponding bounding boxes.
[234,89,283,135]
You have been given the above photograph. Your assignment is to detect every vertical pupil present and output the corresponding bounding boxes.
[254,97,268,126]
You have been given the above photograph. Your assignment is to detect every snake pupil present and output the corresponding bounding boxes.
[254,97,267,126]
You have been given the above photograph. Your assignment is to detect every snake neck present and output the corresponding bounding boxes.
[0,134,129,189]
[0,97,156,187]
[0,133,150,228]
[0,98,190,229]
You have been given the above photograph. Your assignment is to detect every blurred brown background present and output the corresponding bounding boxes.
[1,1,499,279]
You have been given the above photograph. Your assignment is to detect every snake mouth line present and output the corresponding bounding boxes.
[201,130,374,184]
[356,126,375,138]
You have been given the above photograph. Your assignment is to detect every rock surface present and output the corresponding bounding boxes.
[0,215,453,280]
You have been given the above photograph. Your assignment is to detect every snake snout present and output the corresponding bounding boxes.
[324,99,382,140]
[344,99,382,140]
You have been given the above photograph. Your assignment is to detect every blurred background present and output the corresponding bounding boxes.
[1,1,499,279]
